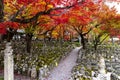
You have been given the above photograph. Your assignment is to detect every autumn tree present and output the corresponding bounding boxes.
[0,0,84,39]
[67,1,98,49]
[0,0,88,53]
[0,0,120,51]
[90,24,110,50]
[91,3,119,50]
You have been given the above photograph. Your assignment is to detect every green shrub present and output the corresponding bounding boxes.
[0,77,4,80]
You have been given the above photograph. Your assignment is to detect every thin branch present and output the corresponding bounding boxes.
[80,25,84,32]
[83,27,92,36]
[77,25,82,34]
[9,6,26,21]
[73,25,81,34]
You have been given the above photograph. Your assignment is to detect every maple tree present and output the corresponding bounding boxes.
[90,24,110,50]
[66,1,99,49]
[0,0,86,52]
[0,0,89,40]
[107,14,120,37]
[0,0,120,51]
[90,3,120,50]
[4,0,85,23]
[18,14,55,53]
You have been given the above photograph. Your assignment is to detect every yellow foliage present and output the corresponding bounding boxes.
[40,1,46,6]
[47,4,53,9]
[69,18,77,24]
[52,31,59,38]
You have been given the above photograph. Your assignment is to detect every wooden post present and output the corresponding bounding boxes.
[4,42,14,80]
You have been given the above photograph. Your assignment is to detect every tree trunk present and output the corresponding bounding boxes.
[80,34,86,49]
[0,0,4,22]
[93,39,97,50]
[7,28,15,42]
[94,43,98,50]
[93,36,100,50]
[26,33,33,53]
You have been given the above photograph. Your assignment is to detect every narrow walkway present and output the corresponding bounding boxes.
[45,47,81,80]
[0,47,81,80]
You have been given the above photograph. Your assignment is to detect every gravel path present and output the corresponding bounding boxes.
[45,47,81,80]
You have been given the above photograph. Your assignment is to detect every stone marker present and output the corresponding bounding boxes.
[4,42,14,80]
[31,65,37,79]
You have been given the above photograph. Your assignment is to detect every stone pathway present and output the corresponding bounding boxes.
[0,47,81,80]
[44,47,81,80]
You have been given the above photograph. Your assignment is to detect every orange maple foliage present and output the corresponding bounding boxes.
[1,0,119,35]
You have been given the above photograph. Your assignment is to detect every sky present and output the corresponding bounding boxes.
[105,1,120,13]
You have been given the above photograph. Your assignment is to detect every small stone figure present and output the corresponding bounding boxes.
[31,65,37,79]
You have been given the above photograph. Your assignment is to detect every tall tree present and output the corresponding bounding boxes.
[0,0,85,36]
[67,1,98,49]
[91,3,119,50]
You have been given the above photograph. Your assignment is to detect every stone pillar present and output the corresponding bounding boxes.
[4,42,14,80]
[99,56,106,74]
[39,67,44,80]
[31,65,37,79]
[97,56,107,80]
[39,65,50,80]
